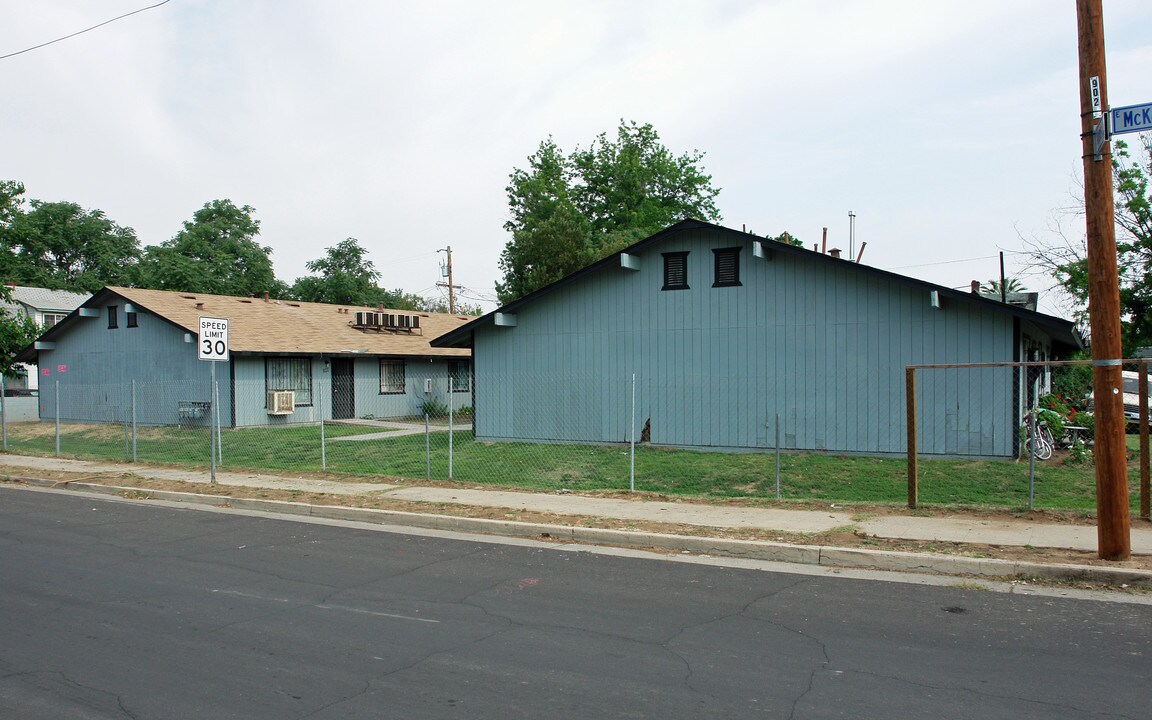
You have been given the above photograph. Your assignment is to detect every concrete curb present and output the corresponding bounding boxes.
[10,477,1152,586]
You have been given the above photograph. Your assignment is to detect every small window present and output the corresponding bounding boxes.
[379,359,405,394]
[713,247,742,287]
[107,305,118,329]
[42,313,67,328]
[265,356,313,406]
[662,252,689,291]
[449,361,470,392]
[126,311,138,328]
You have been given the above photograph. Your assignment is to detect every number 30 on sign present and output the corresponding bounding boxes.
[198,316,230,361]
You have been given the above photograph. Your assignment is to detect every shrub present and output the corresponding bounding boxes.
[419,397,448,417]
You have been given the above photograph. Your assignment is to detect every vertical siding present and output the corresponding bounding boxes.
[474,228,1020,456]
[37,303,225,426]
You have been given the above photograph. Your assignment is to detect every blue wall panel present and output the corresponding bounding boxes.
[473,228,1023,456]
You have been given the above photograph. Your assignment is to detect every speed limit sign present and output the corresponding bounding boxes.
[198,316,230,361]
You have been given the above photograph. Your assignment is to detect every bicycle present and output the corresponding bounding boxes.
[1024,413,1054,460]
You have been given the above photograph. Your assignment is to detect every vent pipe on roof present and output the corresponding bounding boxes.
[856,242,867,263]
[821,227,827,254]
[971,280,981,294]
[195,302,204,310]
[263,291,269,302]
[828,248,842,259]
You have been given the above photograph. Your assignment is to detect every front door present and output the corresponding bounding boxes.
[331,358,355,420]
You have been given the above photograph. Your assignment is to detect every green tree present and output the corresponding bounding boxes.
[981,277,1024,297]
[1024,134,1152,354]
[139,200,278,297]
[496,121,721,303]
[0,198,141,292]
[0,180,24,226]
[769,231,804,247]
[0,284,39,380]
[290,238,384,306]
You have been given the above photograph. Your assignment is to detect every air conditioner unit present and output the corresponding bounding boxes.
[267,390,295,415]
[354,311,367,326]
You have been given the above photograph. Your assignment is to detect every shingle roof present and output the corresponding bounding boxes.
[5,285,89,313]
[106,287,472,358]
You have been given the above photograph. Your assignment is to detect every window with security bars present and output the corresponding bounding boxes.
[662,252,689,291]
[266,356,313,406]
[713,247,742,287]
[379,359,405,394]
[449,361,470,392]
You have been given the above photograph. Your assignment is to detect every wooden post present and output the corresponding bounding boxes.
[1077,0,1130,559]
[906,367,918,509]
[1141,360,1150,521]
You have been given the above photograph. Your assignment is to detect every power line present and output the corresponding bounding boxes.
[1,1,171,61]
[886,251,1025,271]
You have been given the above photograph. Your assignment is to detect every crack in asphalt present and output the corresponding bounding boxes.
[1,669,138,719]
[839,667,1143,719]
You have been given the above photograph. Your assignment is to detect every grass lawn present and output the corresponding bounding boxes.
[2,421,1144,513]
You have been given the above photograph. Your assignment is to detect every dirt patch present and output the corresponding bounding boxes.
[4,462,1151,583]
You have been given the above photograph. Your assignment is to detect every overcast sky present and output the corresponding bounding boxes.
[4,1,1152,314]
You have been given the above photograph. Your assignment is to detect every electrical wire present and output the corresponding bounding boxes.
[1,0,171,61]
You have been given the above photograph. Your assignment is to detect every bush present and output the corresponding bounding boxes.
[1069,410,1094,440]
[418,397,448,417]
[1036,407,1065,440]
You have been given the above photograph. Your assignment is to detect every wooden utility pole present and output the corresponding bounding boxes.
[1077,0,1130,560]
[438,246,455,314]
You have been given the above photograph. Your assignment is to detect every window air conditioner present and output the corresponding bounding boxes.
[267,390,295,415]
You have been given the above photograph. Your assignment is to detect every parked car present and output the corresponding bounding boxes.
[1086,370,1151,431]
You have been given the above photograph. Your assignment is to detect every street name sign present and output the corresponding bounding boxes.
[198,316,230,361]
[1111,102,1152,136]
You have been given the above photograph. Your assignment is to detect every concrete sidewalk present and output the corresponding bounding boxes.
[3,454,1150,556]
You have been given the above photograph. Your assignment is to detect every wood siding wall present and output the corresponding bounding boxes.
[473,228,1020,456]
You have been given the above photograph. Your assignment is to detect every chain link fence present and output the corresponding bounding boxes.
[907,359,1149,515]
[2,362,1149,513]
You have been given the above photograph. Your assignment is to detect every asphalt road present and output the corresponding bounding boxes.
[1,487,1149,720]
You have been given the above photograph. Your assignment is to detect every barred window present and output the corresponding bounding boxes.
[449,361,470,392]
[265,356,313,406]
[662,252,689,291]
[380,359,406,394]
[712,247,742,287]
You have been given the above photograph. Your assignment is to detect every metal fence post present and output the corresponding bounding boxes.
[1,374,7,452]
[1029,375,1041,511]
[629,373,636,494]
[775,412,781,500]
[905,368,917,509]
[320,374,327,472]
[448,375,455,481]
[131,380,137,462]
[424,406,431,482]
[1140,359,1149,521]
[209,365,216,484]
[214,378,222,465]
[55,380,60,458]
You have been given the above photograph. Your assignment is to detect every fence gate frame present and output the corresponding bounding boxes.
[905,358,1150,517]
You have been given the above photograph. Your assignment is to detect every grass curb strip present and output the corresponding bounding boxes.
[8,476,1152,587]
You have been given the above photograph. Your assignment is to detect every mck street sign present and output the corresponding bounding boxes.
[1111,102,1152,136]
[198,316,230,361]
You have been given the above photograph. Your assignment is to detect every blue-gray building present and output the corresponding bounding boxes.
[432,220,1080,457]
[16,287,473,427]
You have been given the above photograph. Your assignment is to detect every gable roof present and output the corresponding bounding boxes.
[1,285,89,315]
[17,286,472,362]
[431,218,1082,352]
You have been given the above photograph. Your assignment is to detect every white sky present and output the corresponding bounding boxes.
[3,1,1152,314]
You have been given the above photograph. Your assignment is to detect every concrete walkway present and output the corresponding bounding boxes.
[3,454,1150,555]
[327,419,473,440]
